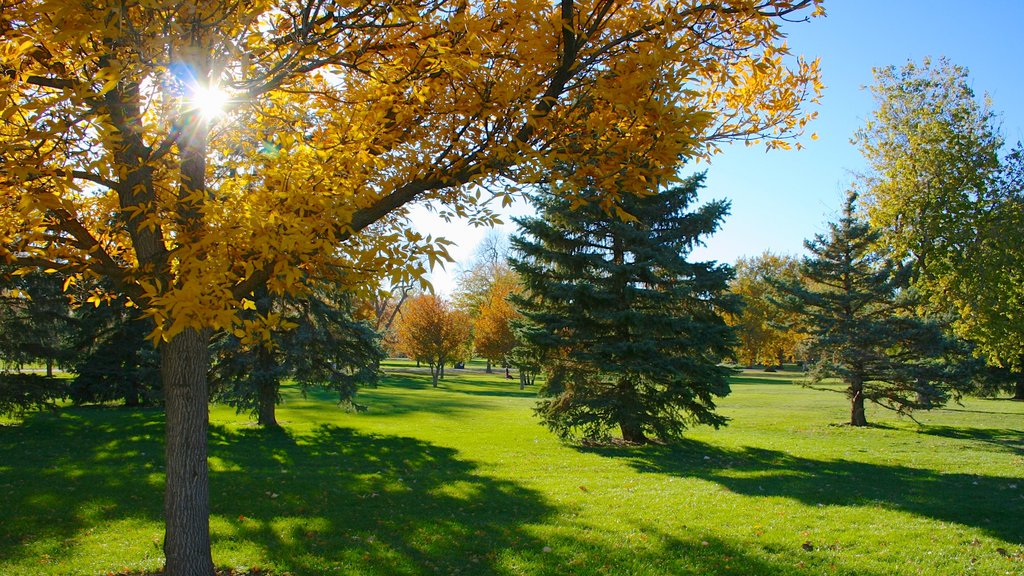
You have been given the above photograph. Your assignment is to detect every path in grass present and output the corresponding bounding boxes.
[1,361,1021,575]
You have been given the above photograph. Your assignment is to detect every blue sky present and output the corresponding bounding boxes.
[418,0,1024,294]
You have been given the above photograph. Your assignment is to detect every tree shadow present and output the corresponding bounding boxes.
[289,376,497,418]
[0,408,166,567]
[581,439,1024,545]
[2,407,900,576]
[902,424,1024,456]
[203,423,555,575]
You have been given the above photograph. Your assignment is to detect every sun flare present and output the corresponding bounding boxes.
[189,84,230,121]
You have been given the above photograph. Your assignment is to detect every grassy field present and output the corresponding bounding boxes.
[1,361,1022,575]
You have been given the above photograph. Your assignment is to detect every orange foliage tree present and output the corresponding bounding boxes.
[0,0,823,572]
[396,293,471,386]
[473,272,521,380]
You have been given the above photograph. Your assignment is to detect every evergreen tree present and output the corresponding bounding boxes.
[0,267,75,376]
[510,174,738,444]
[772,192,959,426]
[209,283,384,427]
[67,295,160,407]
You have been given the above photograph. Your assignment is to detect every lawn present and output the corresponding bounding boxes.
[1,361,1022,575]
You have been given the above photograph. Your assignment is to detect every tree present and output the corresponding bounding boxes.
[453,232,515,373]
[68,292,161,407]
[854,57,1023,399]
[472,272,521,380]
[361,282,418,360]
[726,252,804,369]
[210,280,383,427]
[0,1,823,571]
[854,57,1002,273]
[395,294,471,387]
[0,268,74,376]
[772,192,959,426]
[943,144,1024,399]
[510,174,739,444]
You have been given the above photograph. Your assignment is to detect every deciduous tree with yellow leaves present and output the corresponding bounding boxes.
[0,0,823,572]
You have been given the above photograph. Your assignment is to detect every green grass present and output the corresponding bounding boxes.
[1,361,1022,575]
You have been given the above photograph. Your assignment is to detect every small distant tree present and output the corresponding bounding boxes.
[453,232,515,373]
[396,294,471,387]
[726,252,804,369]
[359,281,417,360]
[511,174,739,444]
[473,274,521,380]
[772,192,959,426]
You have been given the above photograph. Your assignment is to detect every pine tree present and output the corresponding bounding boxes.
[772,192,959,426]
[510,174,738,444]
[209,283,384,427]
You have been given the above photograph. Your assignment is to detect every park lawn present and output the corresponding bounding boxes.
[1,361,1022,575]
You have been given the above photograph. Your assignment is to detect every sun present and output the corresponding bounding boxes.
[188,84,231,121]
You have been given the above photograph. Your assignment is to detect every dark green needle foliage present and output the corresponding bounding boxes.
[67,295,160,407]
[772,192,960,426]
[209,282,384,427]
[510,173,739,444]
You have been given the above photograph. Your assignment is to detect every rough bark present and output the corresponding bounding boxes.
[161,327,215,576]
[619,419,648,444]
[429,363,439,387]
[850,385,868,426]
[254,342,279,427]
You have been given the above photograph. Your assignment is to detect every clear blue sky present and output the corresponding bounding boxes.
[419,0,1024,294]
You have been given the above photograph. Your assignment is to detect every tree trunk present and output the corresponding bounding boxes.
[1014,373,1024,400]
[619,419,647,444]
[486,359,492,374]
[850,383,868,426]
[161,327,215,576]
[124,387,142,408]
[45,357,53,378]
[519,371,526,390]
[439,363,445,380]
[254,341,279,427]
[429,363,439,387]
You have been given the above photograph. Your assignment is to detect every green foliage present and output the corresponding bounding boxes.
[772,193,963,425]
[854,57,1003,272]
[0,268,74,374]
[0,373,66,417]
[854,58,1024,397]
[67,296,160,407]
[511,174,739,443]
[210,284,384,424]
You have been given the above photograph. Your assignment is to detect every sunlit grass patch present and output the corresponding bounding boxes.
[1,361,1022,575]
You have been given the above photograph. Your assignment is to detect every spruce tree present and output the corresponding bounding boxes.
[510,174,738,444]
[772,192,958,426]
[209,282,383,427]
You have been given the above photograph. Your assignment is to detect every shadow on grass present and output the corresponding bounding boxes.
[1,407,894,576]
[0,408,166,566]
[730,375,802,386]
[204,424,553,575]
[582,439,1024,545]
[907,424,1024,456]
